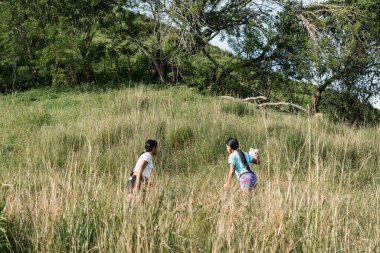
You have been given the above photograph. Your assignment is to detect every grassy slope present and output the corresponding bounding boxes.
[0,86,379,252]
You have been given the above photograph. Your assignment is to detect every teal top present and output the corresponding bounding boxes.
[228,150,254,178]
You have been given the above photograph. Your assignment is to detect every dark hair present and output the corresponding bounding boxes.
[226,138,249,170]
[144,139,158,153]
[226,138,239,150]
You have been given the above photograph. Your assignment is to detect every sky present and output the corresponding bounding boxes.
[209,36,380,110]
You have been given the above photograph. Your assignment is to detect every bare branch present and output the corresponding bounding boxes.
[258,102,307,112]
[243,96,268,102]
[219,96,306,113]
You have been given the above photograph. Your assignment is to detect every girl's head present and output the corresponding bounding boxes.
[226,138,239,154]
[226,137,249,168]
[144,139,158,156]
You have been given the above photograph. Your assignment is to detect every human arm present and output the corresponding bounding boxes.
[252,153,260,165]
[224,163,235,189]
[248,150,260,165]
[134,160,148,192]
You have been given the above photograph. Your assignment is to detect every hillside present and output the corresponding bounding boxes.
[1,2,378,125]
[0,86,379,252]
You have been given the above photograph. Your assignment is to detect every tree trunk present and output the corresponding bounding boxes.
[134,41,166,83]
[12,55,17,91]
[155,59,166,83]
[311,85,327,115]
[265,75,273,98]
[127,56,132,85]
[52,58,59,86]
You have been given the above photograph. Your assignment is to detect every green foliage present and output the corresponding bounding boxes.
[0,202,7,251]
[155,121,167,141]
[139,97,150,111]
[60,132,87,152]
[29,113,54,129]
[95,125,134,151]
[320,90,380,126]
[1,143,16,157]
[0,0,378,126]
[284,129,306,163]
[166,127,195,151]
[0,0,126,92]
[221,102,254,117]
[227,0,379,123]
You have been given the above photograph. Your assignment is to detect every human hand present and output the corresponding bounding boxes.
[250,148,260,161]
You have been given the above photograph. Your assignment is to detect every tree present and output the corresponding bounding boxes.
[292,1,379,114]
[0,0,121,92]
[159,0,264,84]
[112,0,257,85]
[228,0,379,116]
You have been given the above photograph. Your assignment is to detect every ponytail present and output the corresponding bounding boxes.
[238,149,249,169]
[140,139,158,155]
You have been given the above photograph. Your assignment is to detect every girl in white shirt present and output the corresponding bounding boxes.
[127,139,158,194]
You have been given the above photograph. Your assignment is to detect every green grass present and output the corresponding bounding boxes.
[0,86,379,252]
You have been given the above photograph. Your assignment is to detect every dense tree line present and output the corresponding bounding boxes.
[0,0,379,123]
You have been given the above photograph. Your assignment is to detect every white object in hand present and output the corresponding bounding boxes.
[249,148,259,157]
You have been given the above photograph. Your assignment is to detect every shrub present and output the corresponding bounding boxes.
[266,122,290,136]
[320,90,380,126]
[155,121,167,141]
[166,126,194,150]
[285,129,306,152]
[61,132,86,152]
[95,125,134,151]
[27,113,54,129]
[1,144,16,156]
[0,203,7,251]
[205,129,238,163]
[139,98,150,111]
[0,188,8,252]
[46,132,86,169]
[221,102,253,116]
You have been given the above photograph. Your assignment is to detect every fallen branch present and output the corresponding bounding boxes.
[258,102,307,112]
[243,96,268,102]
[219,95,268,102]
[219,95,237,100]
[219,96,306,113]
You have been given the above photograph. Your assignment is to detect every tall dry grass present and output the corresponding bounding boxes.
[0,86,379,252]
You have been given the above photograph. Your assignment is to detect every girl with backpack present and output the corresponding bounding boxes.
[127,139,158,194]
[224,138,260,192]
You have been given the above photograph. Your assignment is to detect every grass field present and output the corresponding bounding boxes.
[0,86,379,252]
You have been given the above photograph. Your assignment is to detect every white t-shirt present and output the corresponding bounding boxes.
[132,152,154,179]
